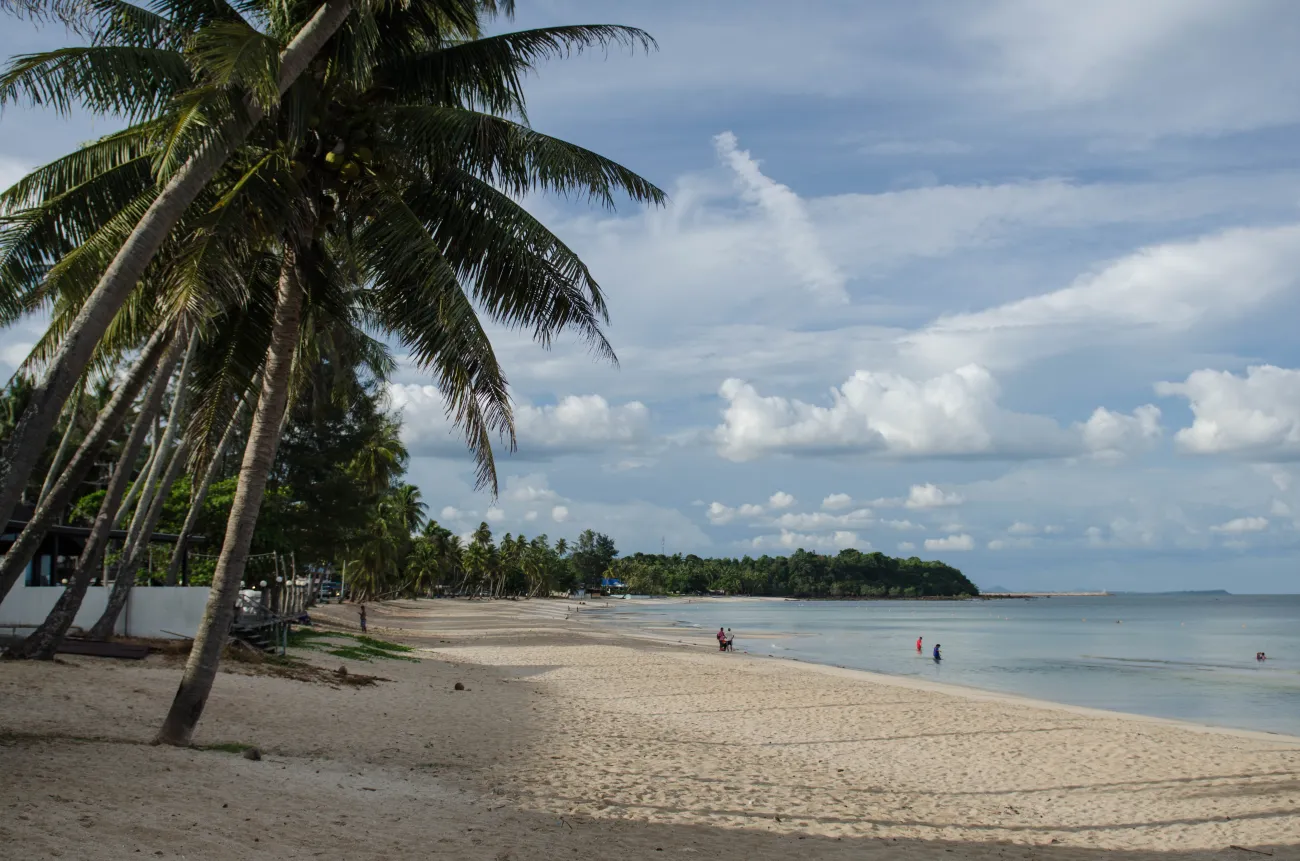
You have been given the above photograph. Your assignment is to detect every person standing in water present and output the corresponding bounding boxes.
[916,636,923,653]
[933,643,941,661]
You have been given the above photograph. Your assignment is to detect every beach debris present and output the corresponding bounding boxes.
[242,747,262,761]
[1229,847,1274,857]
[454,682,466,691]
[336,666,348,678]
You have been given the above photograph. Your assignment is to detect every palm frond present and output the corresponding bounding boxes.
[377,25,656,119]
[183,251,277,453]
[405,168,616,363]
[188,18,281,112]
[357,188,515,494]
[0,0,95,32]
[0,45,192,120]
[90,0,185,49]
[0,118,161,213]
[386,105,665,209]
[0,157,157,323]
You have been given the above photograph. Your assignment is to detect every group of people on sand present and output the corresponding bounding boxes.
[717,627,735,651]
[917,636,940,661]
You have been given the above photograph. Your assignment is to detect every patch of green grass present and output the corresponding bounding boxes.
[355,636,412,653]
[288,628,416,662]
[326,644,418,663]
[286,628,348,649]
[199,741,256,754]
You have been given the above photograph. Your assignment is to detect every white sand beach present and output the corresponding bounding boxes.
[2,597,1298,860]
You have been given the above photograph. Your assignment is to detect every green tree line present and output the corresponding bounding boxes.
[608,549,979,598]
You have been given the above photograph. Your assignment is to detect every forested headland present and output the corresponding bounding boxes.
[607,549,979,598]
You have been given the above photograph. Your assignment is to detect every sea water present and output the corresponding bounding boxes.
[601,594,1300,737]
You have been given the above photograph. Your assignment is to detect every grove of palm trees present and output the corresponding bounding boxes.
[0,0,663,745]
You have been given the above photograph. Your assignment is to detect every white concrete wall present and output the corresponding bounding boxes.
[120,587,211,638]
[0,583,211,639]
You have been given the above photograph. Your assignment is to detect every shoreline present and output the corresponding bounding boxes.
[575,595,1300,745]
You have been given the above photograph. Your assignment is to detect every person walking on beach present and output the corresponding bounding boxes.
[717,627,727,651]
[916,636,923,653]
[726,628,735,651]
[359,603,368,634]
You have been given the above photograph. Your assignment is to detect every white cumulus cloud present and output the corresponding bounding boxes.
[772,509,874,530]
[905,484,964,509]
[389,386,651,458]
[822,493,853,510]
[551,506,570,523]
[706,501,766,525]
[485,507,505,523]
[768,491,796,509]
[751,530,864,551]
[1158,366,1300,459]
[925,534,975,551]
[1209,516,1268,534]
[713,366,1160,461]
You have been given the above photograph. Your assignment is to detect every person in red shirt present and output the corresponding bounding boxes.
[916,636,923,653]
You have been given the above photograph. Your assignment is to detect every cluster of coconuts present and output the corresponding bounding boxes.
[291,106,375,187]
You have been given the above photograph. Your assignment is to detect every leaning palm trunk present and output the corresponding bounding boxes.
[0,326,171,606]
[112,417,161,530]
[35,381,84,509]
[10,337,185,659]
[0,0,355,533]
[87,438,191,639]
[156,243,306,745]
[116,339,196,549]
[164,395,249,585]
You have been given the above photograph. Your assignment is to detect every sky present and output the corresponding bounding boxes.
[4,0,1300,592]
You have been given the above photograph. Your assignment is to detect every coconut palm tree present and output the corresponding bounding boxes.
[0,0,497,530]
[0,1,662,738]
[410,519,460,594]
[389,483,426,534]
[349,418,408,496]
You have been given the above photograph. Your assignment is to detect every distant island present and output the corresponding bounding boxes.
[608,548,979,598]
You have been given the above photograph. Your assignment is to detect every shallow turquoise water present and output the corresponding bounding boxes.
[599,594,1300,737]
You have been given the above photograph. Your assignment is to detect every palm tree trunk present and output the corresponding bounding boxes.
[115,338,196,551]
[156,243,306,746]
[0,326,171,606]
[10,336,186,659]
[87,438,191,639]
[35,381,84,509]
[112,413,161,530]
[0,0,355,533]
[164,396,248,585]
